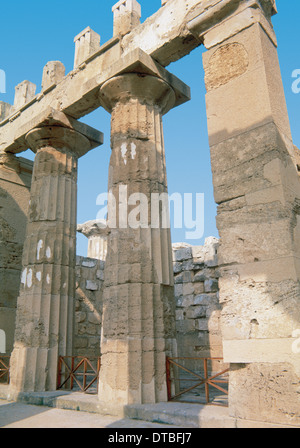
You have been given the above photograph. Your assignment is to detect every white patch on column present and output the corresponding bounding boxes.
[46,247,51,259]
[0,330,6,354]
[131,142,136,159]
[46,274,51,284]
[37,240,43,260]
[21,268,27,286]
[27,269,33,288]
[36,271,41,281]
[121,143,128,165]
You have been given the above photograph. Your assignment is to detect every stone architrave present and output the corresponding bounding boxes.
[9,114,103,394]
[97,63,190,411]
[199,2,300,426]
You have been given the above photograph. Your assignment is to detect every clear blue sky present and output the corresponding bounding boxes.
[0,0,299,256]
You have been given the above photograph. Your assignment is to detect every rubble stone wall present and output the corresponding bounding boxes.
[74,256,104,358]
[172,238,222,361]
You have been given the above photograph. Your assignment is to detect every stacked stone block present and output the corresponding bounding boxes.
[74,256,104,358]
[172,238,224,372]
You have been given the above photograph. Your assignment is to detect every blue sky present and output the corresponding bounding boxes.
[0,0,299,256]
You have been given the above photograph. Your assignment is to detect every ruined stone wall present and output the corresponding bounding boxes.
[173,238,222,361]
[74,256,104,358]
[74,238,223,365]
[0,155,32,356]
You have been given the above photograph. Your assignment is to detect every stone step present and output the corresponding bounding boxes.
[1,385,298,428]
[124,402,235,428]
[0,384,233,427]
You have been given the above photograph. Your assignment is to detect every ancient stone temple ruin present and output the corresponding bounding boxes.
[0,0,299,428]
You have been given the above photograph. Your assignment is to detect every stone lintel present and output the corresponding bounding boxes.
[187,0,277,49]
[0,0,279,154]
[96,48,191,113]
[2,107,103,156]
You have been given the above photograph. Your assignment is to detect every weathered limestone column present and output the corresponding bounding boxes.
[77,219,108,261]
[9,119,102,393]
[197,1,300,426]
[98,71,187,411]
[0,153,33,356]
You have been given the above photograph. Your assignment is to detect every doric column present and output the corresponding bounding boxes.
[9,120,103,394]
[77,219,108,261]
[98,71,187,411]
[196,1,300,426]
[0,153,33,357]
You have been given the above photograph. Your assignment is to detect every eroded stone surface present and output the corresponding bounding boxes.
[9,120,101,393]
[0,0,299,428]
[203,10,300,426]
[77,220,108,261]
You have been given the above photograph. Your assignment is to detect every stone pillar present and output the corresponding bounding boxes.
[97,72,181,411]
[199,2,300,426]
[77,219,108,261]
[0,102,12,122]
[112,0,141,37]
[9,122,101,393]
[74,27,101,69]
[41,61,65,92]
[0,153,33,357]
[13,81,36,110]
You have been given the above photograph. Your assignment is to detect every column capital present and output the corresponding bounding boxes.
[99,73,176,115]
[25,126,91,157]
[77,219,108,260]
[97,49,190,115]
[24,108,103,157]
[77,219,108,238]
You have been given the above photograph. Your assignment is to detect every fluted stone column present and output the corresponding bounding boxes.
[98,73,183,410]
[77,219,108,261]
[0,153,33,356]
[9,123,101,393]
[198,2,300,426]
